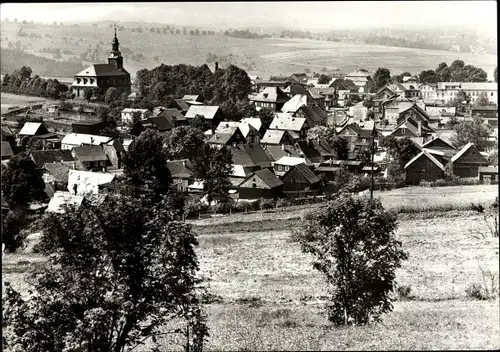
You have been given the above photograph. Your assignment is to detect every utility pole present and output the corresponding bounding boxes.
[370,112,376,200]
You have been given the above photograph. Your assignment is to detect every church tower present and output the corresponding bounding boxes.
[108,27,124,70]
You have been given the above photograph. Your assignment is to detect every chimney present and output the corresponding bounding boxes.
[417,121,422,137]
[215,62,219,71]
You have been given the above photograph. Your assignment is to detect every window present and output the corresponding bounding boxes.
[90,79,94,84]
[83,78,88,84]
[491,92,494,97]
[252,182,257,188]
[401,128,406,135]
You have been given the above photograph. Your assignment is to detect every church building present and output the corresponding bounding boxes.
[71,28,131,99]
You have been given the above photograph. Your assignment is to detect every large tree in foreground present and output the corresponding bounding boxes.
[2,193,208,351]
[294,194,407,325]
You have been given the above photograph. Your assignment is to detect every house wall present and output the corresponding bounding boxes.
[452,147,489,178]
[385,107,400,125]
[405,157,444,185]
[172,178,189,192]
[102,144,121,170]
[238,187,282,199]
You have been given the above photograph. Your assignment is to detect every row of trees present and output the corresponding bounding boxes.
[418,60,488,84]
[224,29,271,40]
[1,66,70,99]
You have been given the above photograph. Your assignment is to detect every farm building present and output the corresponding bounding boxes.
[421,136,456,151]
[450,143,489,178]
[72,120,106,135]
[237,168,284,200]
[71,145,110,171]
[478,166,498,184]
[404,150,445,185]
[281,163,321,193]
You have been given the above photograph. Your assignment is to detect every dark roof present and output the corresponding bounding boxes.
[283,163,321,184]
[148,117,174,132]
[299,105,328,126]
[167,159,193,178]
[43,162,71,183]
[30,149,75,168]
[1,141,14,158]
[92,64,130,77]
[72,145,108,162]
[1,126,14,138]
[244,168,283,189]
[310,138,335,156]
[263,145,299,161]
[288,84,307,96]
[155,108,186,121]
[208,133,235,145]
[295,140,324,163]
[229,143,273,168]
[173,99,190,112]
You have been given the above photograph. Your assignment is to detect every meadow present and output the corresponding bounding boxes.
[2,185,499,350]
[1,22,497,79]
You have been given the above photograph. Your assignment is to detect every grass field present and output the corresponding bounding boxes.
[1,22,497,79]
[0,92,53,114]
[3,208,499,350]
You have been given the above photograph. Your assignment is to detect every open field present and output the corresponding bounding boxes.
[3,211,499,350]
[1,22,497,79]
[0,92,54,114]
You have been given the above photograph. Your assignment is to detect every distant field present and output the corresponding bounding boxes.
[0,92,51,114]
[1,22,497,79]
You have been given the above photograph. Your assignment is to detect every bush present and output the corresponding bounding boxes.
[295,195,408,325]
[259,198,275,210]
[275,198,289,208]
[396,284,414,301]
[2,209,29,253]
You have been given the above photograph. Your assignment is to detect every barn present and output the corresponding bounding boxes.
[238,168,284,200]
[404,150,445,185]
[450,143,489,178]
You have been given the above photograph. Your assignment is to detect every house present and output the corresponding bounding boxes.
[395,103,431,127]
[263,144,300,162]
[294,140,324,165]
[375,82,406,100]
[400,83,422,100]
[237,168,284,200]
[240,117,264,135]
[418,83,437,100]
[269,115,309,139]
[288,73,309,85]
[182,95,203,103]
[71,29,130,99]
[421,136,456,151]
[281,163,321,193]
[344,70,375,94]
[72,120,106,135]
[478,166,498,184]
[67,169,115,195]
[349,102,368,121]
[167,99,191,115]
[71,145,110,171]
[228,143,274,185]
[471,106,498,127]
[308,87,336,110]
[61,133,113,150]
[18,122,50,138]
[434,82,498,105]
[260,129,295,146]
[273,156,307,177]
[42,162,72,192]
[404,150,445,185]
[167,159,194,192]
[185,105,224,129]
[314,160,341,182]
[216,121,259,144]
[122,139,134,152]
[336,121,376,152]
[1,141,14,160]
[120,108,152,124]
[294,105,328,127]
[154,108,188,127]
[450,142,489,178]
[283,83,310,98]
[102,139,124,170]
[389,117,431,143]
[249,87,290,112]
[130,117,175,136]
[29,149,75,168]
[208,125,246,146]
[281,94,311,114]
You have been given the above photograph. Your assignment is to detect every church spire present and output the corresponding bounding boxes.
[109,25,123,69]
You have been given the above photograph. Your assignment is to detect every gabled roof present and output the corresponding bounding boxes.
[281,94,308,113]
[67,170,115,195]
[167,159,193,179]
[185,105,220,120]
[451,142,488,164]
[299,105,328,126]
[155,108,186,121]
[404,150,445,171]
[282,163,321,184]
[146,117,174,131]
[421,136,456,150]
[19,122,46,136]
[172,99,190,112]
[30,149,75,168]
[229,143,273,168]
[295,140,323,164]
[240,117,262,132]
[240,168,284,189]
[43,162,71,183]
[61,133,112,147]
[182,95,201,102]
[1,141,14,158]
[390,119,419,137]
[261,129,289,145]
[72,145,109,163]
[263,144,299,161]
[274,156,306,166]
[74,64,129,77]
[208,132,238,145]
[250,87,290,103]
[269,115,306,132]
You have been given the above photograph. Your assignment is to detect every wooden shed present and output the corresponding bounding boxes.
[404,150,445,185]
[450,143,489,178]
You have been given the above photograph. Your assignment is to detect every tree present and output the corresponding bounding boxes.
[379,136,419,174]
[255,107,275,132]
[418,70,439,84]
[1,153,47,210]
[451,117,493,152]
[307,126,336,142]
[372,67,391,91]
[317,74,331,84]
[193,144,232,205]
[443,161,458,182]
[294,194,407,325]
[3,192,208,351]
[2,209,29,253]
[362,95,374,109]
[190,115,211,132]
[330,136,349,160]
[123,129,172,197]
[104,87,120,104]
[164,126,206,161]
[474,92,491,107]
[84,88,93,102]
[445,116,460,129]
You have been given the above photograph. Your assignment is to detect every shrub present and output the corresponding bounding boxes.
[465,267,499,300]
[2,209,29,253]
[295,194,408,325]
[259,197,275,210]
[396,284,414,301]
[275,198,288,208]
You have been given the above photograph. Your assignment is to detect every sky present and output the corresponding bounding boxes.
[0,1,497,32]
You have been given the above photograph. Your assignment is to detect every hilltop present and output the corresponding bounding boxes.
[1,21,497,80]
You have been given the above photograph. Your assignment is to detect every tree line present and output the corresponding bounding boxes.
[418,60,488,84]
[1,66,70,99]
[224,29,271,39]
